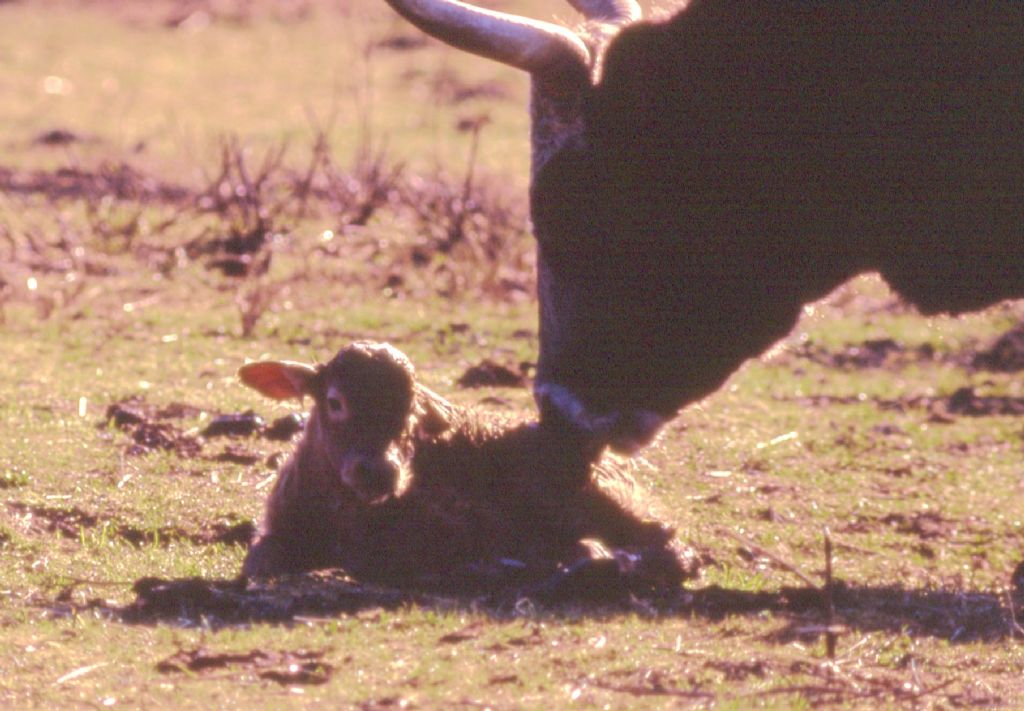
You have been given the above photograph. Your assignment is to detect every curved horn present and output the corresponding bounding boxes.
[382,0,590,79]
[567,0,642,25]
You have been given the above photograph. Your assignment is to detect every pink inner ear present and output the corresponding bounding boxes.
[238,362,306,400]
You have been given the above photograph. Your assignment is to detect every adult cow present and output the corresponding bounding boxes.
[382,0,1024,460]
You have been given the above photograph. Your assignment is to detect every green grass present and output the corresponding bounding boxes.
[2,2,1024,709]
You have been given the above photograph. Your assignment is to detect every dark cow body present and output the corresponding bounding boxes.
[382,0,1024,453]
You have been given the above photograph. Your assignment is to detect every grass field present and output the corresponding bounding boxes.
[2,1,1023,708]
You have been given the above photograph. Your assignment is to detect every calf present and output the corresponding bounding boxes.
[239,341,691,595]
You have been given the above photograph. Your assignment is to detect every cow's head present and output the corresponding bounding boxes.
[380,1,692,453]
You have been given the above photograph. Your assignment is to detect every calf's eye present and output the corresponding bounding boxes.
[325,395,348,420]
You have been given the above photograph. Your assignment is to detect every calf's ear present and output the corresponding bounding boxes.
[238,360,318,400]
[413,384,456,437]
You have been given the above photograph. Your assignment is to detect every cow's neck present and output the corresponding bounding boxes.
[528,78,589,183]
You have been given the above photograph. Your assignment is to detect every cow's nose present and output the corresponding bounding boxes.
[605,410,666,454]
[536,382,664,454]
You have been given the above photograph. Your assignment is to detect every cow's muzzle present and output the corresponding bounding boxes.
[535,382,666,454]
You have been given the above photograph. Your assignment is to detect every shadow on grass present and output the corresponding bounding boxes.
[117,572,1024,644]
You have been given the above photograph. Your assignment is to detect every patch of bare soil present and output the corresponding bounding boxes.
[794,328,1024,378]
[782,386,1024,419]
[201,410,305,442]
[5,502,254,547]
[973,325,1024,373]
[0,163,190,204]
[794,338,936,370]
[943,387,1024,417]
[156,646,332,685]
[104,398,204,457]
[200,411,265,437]
[103,396,305,458]
[117,519,255,547]
[32,128,97,147]
[456,359,527,388]
[127,421,203,457]
[840,511,962,540]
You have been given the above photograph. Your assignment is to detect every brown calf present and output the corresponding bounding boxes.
[239,342,692,595]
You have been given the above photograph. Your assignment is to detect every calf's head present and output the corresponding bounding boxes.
[238,341,417,501]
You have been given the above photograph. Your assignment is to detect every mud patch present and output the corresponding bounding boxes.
[103,397,305,458]
[202,411,265,437]
[839,511,974,540]
[456,360,527,388]
[157,646,332,685]
[0,163,190,204]
[944,387,1024,417]
[783,387,1024,419]
[125,421,203,457]
[212,445,263,465]
[5,503,253,547]
[116,519,255,548]
[795,338,935,370]
[33,128,95,147]
[879,511,959,540]
[105,399,203,426]
[973,326,1024,373]
[202,411,306,441]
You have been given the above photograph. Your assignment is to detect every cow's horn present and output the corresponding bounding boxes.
[382,0,590,80]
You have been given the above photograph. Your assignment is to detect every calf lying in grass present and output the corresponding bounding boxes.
[238,342,694,597]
